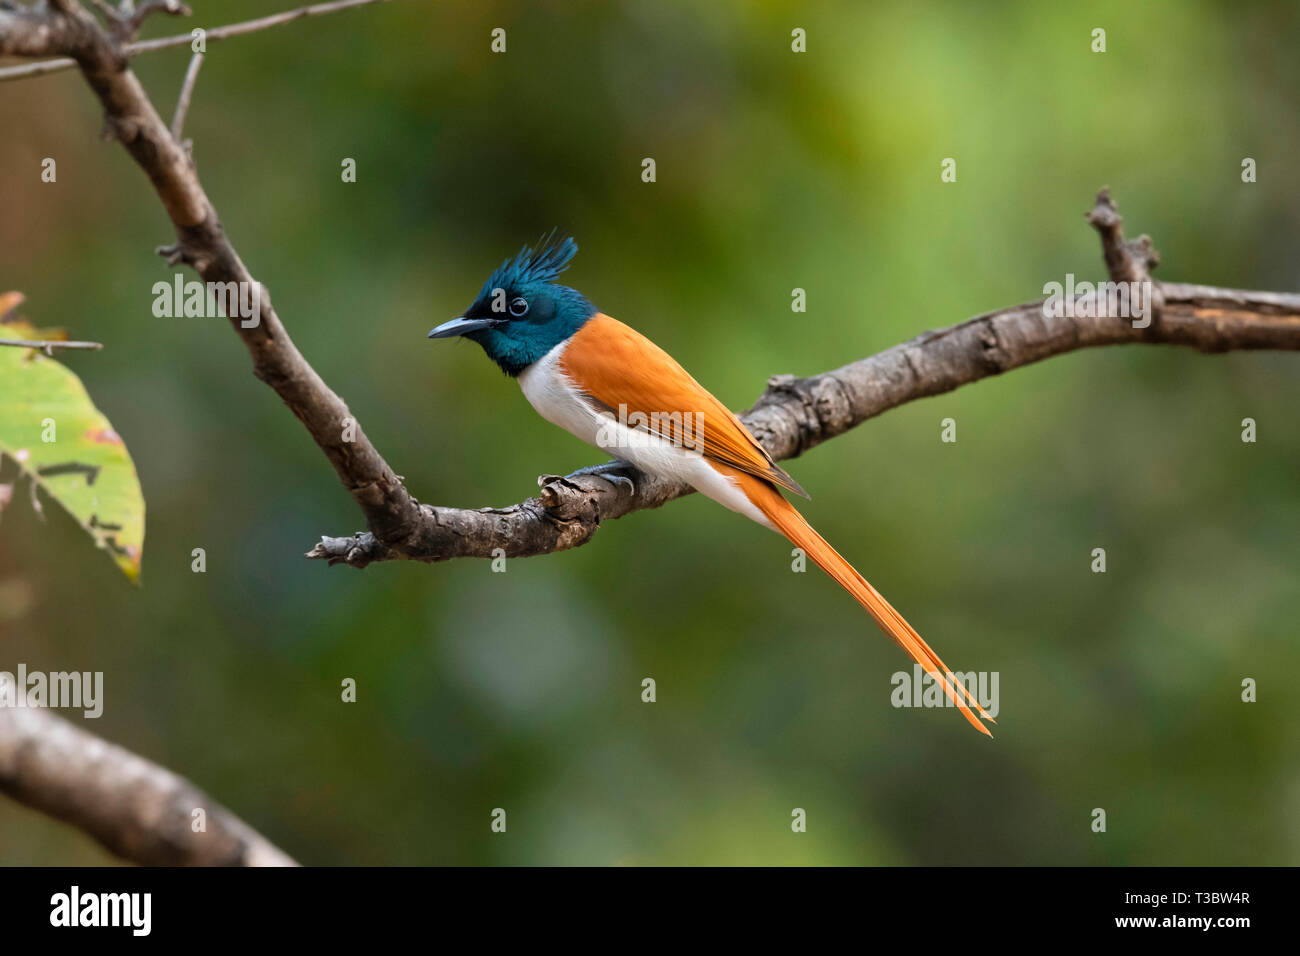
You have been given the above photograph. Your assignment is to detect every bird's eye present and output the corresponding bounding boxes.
[508,297,529,318]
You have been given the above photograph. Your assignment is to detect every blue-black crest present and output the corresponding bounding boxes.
[430,231,596,376]
[479,232,579,300]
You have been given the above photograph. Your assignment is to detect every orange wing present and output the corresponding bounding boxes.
[560,314,808,497]
[562,316,992,735]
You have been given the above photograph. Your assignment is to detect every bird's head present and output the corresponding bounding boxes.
[428,234,596,376]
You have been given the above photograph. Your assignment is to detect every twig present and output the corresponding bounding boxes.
[1086,187,1165,321]
[0,0,393,82]
[126,0,192,38]
[91,0,193,43]
[0,707,297,866]
[170,48,202,140]
[0,337,103,352]
[135,0,385,52]
[88,0,122,24]
[0,55,75,80]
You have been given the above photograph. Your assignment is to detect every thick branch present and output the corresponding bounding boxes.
[0,707,296,866]
[308,269,1300,566]
[0,2,96,58]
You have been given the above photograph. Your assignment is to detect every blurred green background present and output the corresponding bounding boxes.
[1,0,1297,865]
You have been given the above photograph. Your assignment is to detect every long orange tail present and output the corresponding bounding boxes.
[731,470,994,736]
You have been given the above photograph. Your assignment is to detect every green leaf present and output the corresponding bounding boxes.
[0,310,145,583]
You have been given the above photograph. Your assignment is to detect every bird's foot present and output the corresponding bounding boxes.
[563,460,638,494]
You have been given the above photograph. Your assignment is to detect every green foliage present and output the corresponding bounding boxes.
[0,301,145,583]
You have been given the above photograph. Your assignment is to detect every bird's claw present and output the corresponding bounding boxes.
[564,461,637,494]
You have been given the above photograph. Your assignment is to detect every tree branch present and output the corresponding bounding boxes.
[0,337,103,352]
[0,2,96,59]
[124,1,192,39]
[169,48,201,140]
[3,0,427,554]
[0,0,392,82]
[307,191,1300,567]
[4,3,1297,577]
[87,0,193,44]
[0,0,396,864]
[0,707,297,866]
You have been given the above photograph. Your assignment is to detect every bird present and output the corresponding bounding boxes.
[429,236,994,735]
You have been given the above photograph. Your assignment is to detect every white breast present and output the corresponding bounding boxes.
[517,340,775,530]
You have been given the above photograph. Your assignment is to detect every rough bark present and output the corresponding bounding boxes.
[0,707,297,866]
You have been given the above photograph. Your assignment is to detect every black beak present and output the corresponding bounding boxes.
[427,316,500,339]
